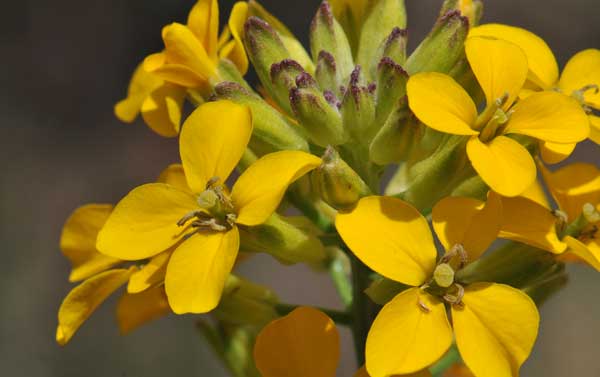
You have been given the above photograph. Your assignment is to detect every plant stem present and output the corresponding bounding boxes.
[349,253,379,366]
[430,344,461,376]
[275,303,353,326]
[329,256,353,308]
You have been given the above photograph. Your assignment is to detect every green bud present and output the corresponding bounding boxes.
[290,73,347,146]
[440,0,483,26]
[357,0,407,78]
[405,10,469,75]
[315,51,339,94]
[370,102,423,165]
[239,212,327,265]
[310,1,354,83]
[341,66,377,141]
[374,57,408,127]
[270,59,306,114]
[215,275,279,327]
[311,146,371,210]
[365,276,409,305]
[216,59,253,92]
[370,27,408,79]
[244,17,290,100]
[248,0,314,73]
[213,82,309,153]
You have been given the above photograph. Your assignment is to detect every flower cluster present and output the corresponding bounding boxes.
[56,0,600,376]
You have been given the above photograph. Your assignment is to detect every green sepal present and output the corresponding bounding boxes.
[270,59,306,114]
[370,27,407,79]
[213,81,309,153]
[341,66,377,142]
[364,276,409,306]
[374,57,408,128]
[315,51,340,94]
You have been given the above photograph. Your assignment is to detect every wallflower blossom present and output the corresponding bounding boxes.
[470,24,600,162]
[96,100,321,314]
[336,195,539,377]
[407,36,589,196]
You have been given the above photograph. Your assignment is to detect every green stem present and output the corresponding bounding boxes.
[349,253,379,366]
[430,344,461,377]
[275,303,353,326]
[329,256,353,308]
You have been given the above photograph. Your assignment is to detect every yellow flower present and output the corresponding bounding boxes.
[144,0,248,90]
[96,100,321,314]
[470,24,600,162]
[114,64,186,137]
[407,36,589,197]
[336,196,539,377]
[56,204,170,345]
[253,306,430,377]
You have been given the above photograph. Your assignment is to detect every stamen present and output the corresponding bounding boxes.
[443,283,465,308]
[440,243,468,268]
[418,299,431,313]
[583,203,600,223]
[177,210,208,226]
[552,209,569,233]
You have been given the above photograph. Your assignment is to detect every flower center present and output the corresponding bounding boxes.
[177,176,237,234]
[475,92,511,143]
[419,244,468,309]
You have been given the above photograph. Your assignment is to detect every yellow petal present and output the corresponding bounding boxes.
[116,285,171,334]
[224,2,249,74]
[366,288,453,376]
[232,151,321,226]
[114,63,163,123]
[539,141,576,165]
[140,83,185,137]
[354,366,431,377]
[96,183,198,260]
[466,136,536,197]
[162,23,216,80]
[558,49,600,109]
[540,163,600,221]
[590,115,600,145]
[187,0,219,61]
[60,204,121,282]
[254,307,339,377]
[406,72,479,136]
[56,267,135,345]
[520,179,550,209]
[432,192,502,261]
[335,196,437,286]
[453,283,539,377]
[157,164,192,193]
[503,91,590,143]
[127,250,172,293]
[469,24,559,89]
[564,236,600,272]
[496,194,567,254]
[180,100,253,192]
[465,36,528,110]
[144,52,207,88]
[165,228,239,314]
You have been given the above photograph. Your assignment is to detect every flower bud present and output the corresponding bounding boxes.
[370,27,408,78]
[311,146,371,210]
[215,275,279,327]
[370,101,423,165]
[213,82,309,153]
[405,10,469,75]
[310,1,354,83]
[290,73,347,146]
[315,51,340,94]
[270,59,306,114]
[440,0,483,26]
[239,212,327,265]
[244,17,290,99]
[357,0,407,77]
[374,57,409,127]
[341,66,377,141]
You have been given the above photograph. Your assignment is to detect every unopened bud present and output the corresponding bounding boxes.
[270,59,306,113]
[239,213,327,265]
[374,57,409,127]
[310,1,355,83]
[370,27,408,78]
[440,0,483,26]
[290,74,347,147]
[341,66,377,141]
[357,0,407,78]
[316,51,339,94]
[405,10,469,75]
[213,82,309,153]
[311,146,371,210]
[434,263,455,288]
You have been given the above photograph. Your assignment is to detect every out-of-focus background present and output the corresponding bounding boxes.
[1,0,599,376]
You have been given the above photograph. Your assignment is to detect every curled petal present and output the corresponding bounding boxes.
[114,64,163,123]
[336,196,437,287]
[141,83,186,137]
[187,0,219,61]
[224,2,249,74]
[232,151,321,226]
[127,250,172,293]
[564,236,600,272]
[254,307,340,377]
[117,285,171,335]
[453,283,539,377]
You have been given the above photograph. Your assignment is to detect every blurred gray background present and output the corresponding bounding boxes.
[1,0,599,376]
